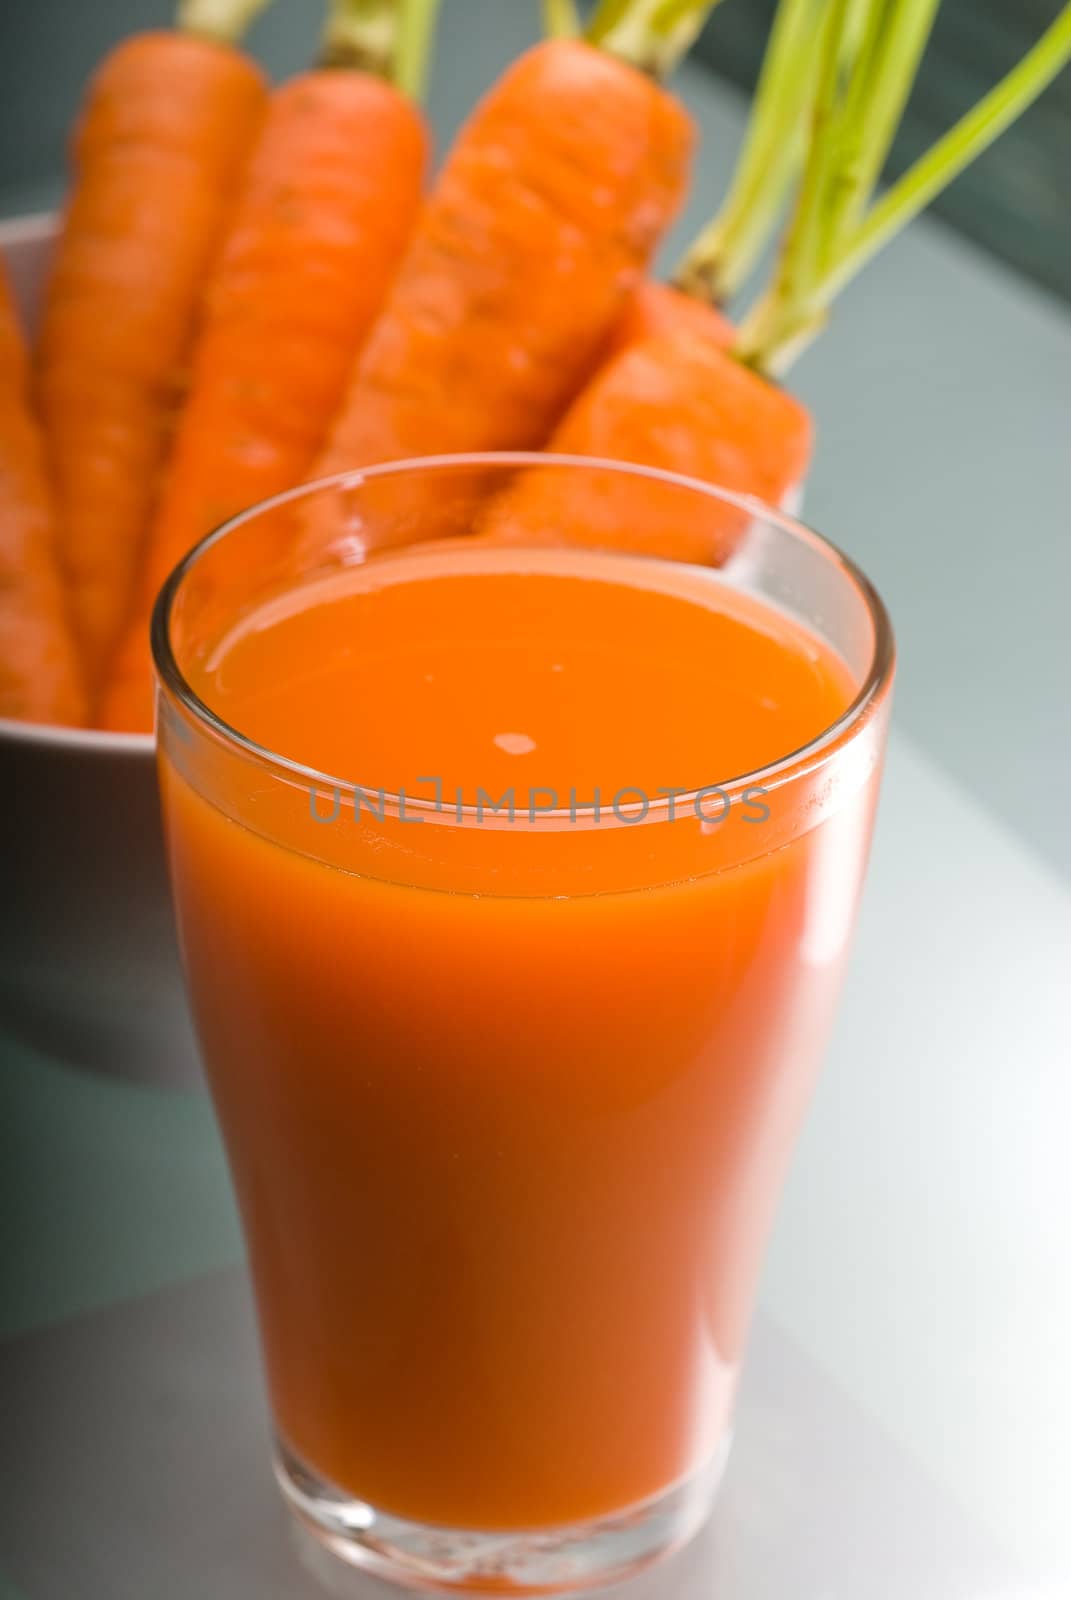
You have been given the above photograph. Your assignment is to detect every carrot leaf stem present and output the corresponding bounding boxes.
[587,0,726,78]
[829,1,1071,292]
[542,0,582,37]
[817,0,939,263]
[394,0,443,99]
[320,0,395,73]
[586,0,637,43]
[734,0,851,372]
[317,0,440,91]
[736,0,1071,375]
[674,0,826,304]
[176,0,273,44]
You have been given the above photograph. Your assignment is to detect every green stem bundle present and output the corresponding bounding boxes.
[587,0,726,79]
[394,0,442,98]
[819,0,940,251]
[835,3,1071,295]
[543,0,582,37]
[319,0,442,96]
[675,0,827,304]
[177,0,273,44]
[736,0,1071,375]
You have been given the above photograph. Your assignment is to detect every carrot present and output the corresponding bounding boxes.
[296,36,694,558]
[567,334,810,521]
[487,333,811,565]
[35,9,268,695]
[487,0,1071,565]
[100,0,437,734]
[605,281,734,362]
[0,263,87,727]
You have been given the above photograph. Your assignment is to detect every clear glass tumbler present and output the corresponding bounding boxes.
[152,454,894,1594]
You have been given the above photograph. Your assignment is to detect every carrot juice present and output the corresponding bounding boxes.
[154,459,893,1584]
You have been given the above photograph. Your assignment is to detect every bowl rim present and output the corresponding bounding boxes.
[0,209,57,250]
[0,715,154,756]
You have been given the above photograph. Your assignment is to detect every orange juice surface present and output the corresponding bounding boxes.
[162,544,876,1530]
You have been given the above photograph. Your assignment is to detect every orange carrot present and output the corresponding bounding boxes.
[100,69,429,733]
[0,263,87,727]
[297,38,694,557]
[486,331,812,565]
[552,330,811,514]
[35,28,266,693]
[605,280,734,362]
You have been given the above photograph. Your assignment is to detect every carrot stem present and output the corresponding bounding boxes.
[319,0,441,90]
[675,0,826,304]
[395,0,443,99]
[734,0,850,373]
[737,0,1071,375]
[320,0,396,74]
[830,1,1071,291]
[543,0,582,38]
[176,0,273,43]
[817,0,939,263]
[586,0,637,43]
[587,0,725,79]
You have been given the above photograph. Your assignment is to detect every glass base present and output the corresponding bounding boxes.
[274,1436,730,1595]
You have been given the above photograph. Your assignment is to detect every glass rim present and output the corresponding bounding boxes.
[151,451,896,825]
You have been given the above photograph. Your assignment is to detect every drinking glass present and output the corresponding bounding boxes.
[152,454,894,1594]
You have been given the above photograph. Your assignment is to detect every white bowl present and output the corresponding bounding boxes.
[0,214,200,1085]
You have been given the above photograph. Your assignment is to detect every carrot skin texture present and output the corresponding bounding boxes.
[605,281,735,361]
[301,38,695,552]
[100,71,428,734]
[36,32,267,690]
[0,265,87,727]
[485,333,813,566]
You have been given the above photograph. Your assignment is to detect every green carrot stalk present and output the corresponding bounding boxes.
[177,0,273,43]
[736,0,1071,375]
[675,0,827,304]
[587,0,727,79]
[734,0,853,370]
[818,0,940,249]
[394,0,443,98]
[832,2,1071,293]
[320,0,442,97]
[542,0,582,37]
